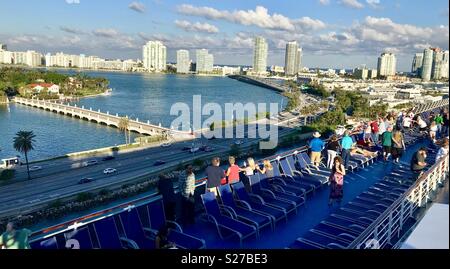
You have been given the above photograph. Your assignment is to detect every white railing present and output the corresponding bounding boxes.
[347,153,449,249]
[412,98,449,114]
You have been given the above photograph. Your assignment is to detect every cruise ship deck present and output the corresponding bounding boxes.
[27,101,449,249]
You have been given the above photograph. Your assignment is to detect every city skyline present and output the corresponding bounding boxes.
[0,0,448,71]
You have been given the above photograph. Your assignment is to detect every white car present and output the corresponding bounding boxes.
[160,142,171,147]
[29,165,42,172]
[103,168,117,175]
[190,147,200,153]
[82,160,98,167]
[234,140,243,145]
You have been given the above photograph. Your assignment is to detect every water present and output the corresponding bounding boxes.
[1,71,286,160]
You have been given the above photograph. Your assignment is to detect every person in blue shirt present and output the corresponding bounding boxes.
[340,130,355,169]
[309,132,325,168]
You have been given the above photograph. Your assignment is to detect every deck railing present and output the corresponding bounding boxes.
[411,98,449,114]
[347,153,449,249]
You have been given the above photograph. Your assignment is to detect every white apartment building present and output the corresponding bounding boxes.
[196,49,214,73]
[377,52,396,77]
[142,41,167,72]
[253,36,268,75]
[176,50,190,74]
[285,41,299,76]
[421,48,434,81]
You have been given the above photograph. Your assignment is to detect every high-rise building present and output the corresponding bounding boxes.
[25,50,42,67]
[421,48,434,81]
[295,48,302,72]
[377,52,396,77]
[285,41,300,76]
[431,48,443,80]
[441,50,449,79]
[142,41,167,72]
[176,50,190,74]
[411,53,424,74]
[253,36,268,75]
[196,49,213,73]
[354,67,368,80]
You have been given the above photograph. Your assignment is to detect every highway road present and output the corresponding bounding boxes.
[0,115,307,218]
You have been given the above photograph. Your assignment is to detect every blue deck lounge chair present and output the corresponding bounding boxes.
[218,184,274,233]
[270,161,308,197]
[145,199,206,249]
[63,226,94,249]
[231,181,288,224]
[252,173,305,208]
[117,207,155,249]
[91,216,138,249]
[200,191,257,247]
[30,235,60,249]
[249,174,304,211]
[283,156,324,187]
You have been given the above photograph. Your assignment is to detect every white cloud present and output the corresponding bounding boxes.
[340,0,364,9]
[65,0,80,4]
[128,2,145,13]
[176,4,327,32]
[318,0,330,5]
[60,26,88,35]
[177,4,297,31]
[174,20,219,33]
[366,0,381,9]
[93,28,120,38]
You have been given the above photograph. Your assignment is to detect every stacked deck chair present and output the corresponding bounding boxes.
[258,172,307,202]
[251,173,305,209]
[218,184,274,233]
[270,160,309,197]
[290,154,330,184]
[200,191,257,247]
[117,207,156,249]
[231,181,288,225]
[92,215,139,249]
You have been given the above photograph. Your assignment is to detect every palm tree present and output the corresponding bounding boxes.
[13,131,36,180]
[118,117,130,144]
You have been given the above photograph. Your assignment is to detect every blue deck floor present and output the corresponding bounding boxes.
[183,139,430,249]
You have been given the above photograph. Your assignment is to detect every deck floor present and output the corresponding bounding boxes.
[183,140,430,249]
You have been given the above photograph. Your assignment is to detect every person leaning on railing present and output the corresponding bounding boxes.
[410,147,428,181]
[0,222,32,249]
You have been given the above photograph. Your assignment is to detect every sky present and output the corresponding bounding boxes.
[0,0,448,71]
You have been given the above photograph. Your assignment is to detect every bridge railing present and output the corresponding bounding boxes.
[346,153,449,249]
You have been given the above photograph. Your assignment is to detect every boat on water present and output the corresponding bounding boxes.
[102,88,113,96]
[9,99,450,249]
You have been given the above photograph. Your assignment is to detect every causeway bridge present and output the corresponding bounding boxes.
[14,97,189,137]
[228,75,292,92]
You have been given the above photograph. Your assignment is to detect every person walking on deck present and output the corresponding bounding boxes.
[328,156,345,206]
[381,126,393,162]
[392,129,405,163]
[326,135,340,169]
[341,130,354,169]
[309,132,325,168]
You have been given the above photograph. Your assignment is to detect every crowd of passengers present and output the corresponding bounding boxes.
[1,108,448,249]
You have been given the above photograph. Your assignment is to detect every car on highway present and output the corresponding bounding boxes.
[182,146,191,151]
[102,156,115,161]
[160,142,171,147]
[78,177,95,184]
[234,140,243,145]
[29,165,42,172]
[103,168,117,175]
[200,145,214,152]
[190,147,200,153]
[153,160,166,166]
[82,160,99,167]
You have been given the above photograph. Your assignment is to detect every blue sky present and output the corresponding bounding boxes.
[0,0,448,71]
